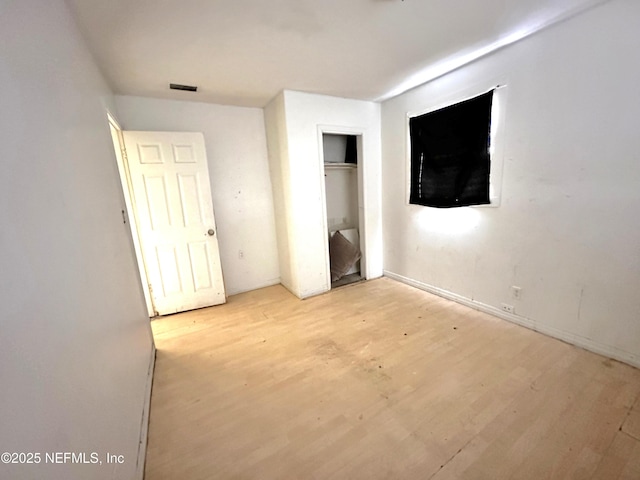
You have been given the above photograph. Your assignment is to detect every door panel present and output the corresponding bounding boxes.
[144,175,172,228]
[123,131,226,315]
[187,242,213,290]
[177,174,204,226]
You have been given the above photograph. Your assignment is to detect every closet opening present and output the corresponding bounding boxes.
[322,132,364,289]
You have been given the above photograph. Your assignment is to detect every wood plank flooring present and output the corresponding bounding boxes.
[145,278,640,479]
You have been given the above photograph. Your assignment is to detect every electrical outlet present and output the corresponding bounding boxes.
[511,286,522,300]
[238,250,244,259]
[501,303,515,314]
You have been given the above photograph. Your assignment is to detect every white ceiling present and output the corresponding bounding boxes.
[66,0,606,108]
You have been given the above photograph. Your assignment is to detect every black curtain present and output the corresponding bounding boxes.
[409,90,493,208]
[344,135,357,164]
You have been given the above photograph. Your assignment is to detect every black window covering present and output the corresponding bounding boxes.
[344,135,357,164]
[409,90,493,208]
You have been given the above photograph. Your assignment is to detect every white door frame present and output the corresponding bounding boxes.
[317,125,368,287]
[108,113,156,316]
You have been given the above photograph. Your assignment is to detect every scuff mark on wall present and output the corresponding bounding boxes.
[577,285,585,322]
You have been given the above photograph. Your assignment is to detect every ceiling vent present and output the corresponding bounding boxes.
[169,83,197,92]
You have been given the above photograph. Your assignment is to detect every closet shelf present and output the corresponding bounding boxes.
[324,163,357,170]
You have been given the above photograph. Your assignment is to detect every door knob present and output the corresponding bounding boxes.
[207,229,215,236]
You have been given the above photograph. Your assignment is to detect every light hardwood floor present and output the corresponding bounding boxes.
[145,278,640,479]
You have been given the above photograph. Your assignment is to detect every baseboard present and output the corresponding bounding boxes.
[227,278,282,296]
[136,344,156,480]
[299,285,330,299]
[278,280,330,300]
[228,279,343,300]
[383,270,639,369]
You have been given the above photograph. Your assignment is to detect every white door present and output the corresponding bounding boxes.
[123,131,226,315]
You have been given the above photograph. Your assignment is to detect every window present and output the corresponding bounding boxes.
[409,90,494,208]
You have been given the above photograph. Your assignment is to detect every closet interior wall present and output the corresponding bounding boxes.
[323,134,361,283]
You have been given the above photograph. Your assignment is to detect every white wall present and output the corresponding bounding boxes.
[115,96,281,296]
[381,0,640,366]
[266,90,383,298]
[0,1,154,479]
[325,168,359,231]
[264,92,297,294]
